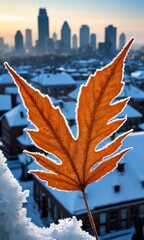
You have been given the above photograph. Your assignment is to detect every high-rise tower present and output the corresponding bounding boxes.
[79,25,90,48]
[119,33,126,50]
[15,30,24,54]
[37,8,49,54]
[105,24,117,57]
[61,21,71,54]
[90,33,96,51]
[72,34,77,50]
[25,29,32,51]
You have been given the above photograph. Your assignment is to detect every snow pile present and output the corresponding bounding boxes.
[0,151,94,240]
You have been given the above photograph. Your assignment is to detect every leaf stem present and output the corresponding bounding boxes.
[82,190,99,240]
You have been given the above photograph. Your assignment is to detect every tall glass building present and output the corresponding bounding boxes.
[37,8,49,54]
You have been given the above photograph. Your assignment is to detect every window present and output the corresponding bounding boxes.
[100,225,106,235]
[60,88,65,95]
[120,208,127,229]
[121,208,127,220]
[121,220,127,229]
[99,213,106,236]
[110,211,117,232]
[100,213,106,224]
[48,197,51,209]
[54,205,59,219]
[47,88,51,95]
[130,207,137,226]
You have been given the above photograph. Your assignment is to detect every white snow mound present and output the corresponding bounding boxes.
[0,151,94,240]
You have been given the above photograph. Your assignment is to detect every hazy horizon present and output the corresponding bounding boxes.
[0,0,144,47]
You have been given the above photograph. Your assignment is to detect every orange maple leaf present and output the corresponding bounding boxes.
[5,39,133,191]
[5,38,134,239]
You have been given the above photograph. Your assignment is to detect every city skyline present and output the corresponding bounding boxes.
[0,0,144,47]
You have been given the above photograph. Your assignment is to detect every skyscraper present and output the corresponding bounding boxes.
[72,34,77,50]
[105,24,117,57]
[90,33,96,51]
[119,33,126,50]
[80,25,90,48]
[25,29,32,51]
[61,21,71,54]
[37,8,49,54]
[15,30,24,54]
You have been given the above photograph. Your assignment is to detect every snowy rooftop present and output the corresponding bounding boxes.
[131,70,144,80]
[28,131,144,215]
[0,73,14,84]
[118,104,142,118]
[68,87,80,101]
[118,84,144,99]
[5,86,19,94]
[4,104,28,127]
[0,94,11,111]
[139,123,144,130]
[31,73,76,86]
[61,101,76,120]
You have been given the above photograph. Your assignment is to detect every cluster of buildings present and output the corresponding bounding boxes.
[0,53,144,238]
[0,8,126,58]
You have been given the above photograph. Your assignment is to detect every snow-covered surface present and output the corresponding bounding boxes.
[100,229,133,240]
[4,103,28,127]
[28,131,144,215]
[31,72,76,86]
[0,151,94,240]
[118,104,142,118]
[118,84,144,99]
[68,87,80,100]
[61,101,76,120]
[131,70,144,80]
[139,122,144,130]
[0,94,11,110]
[0,73,13,84]
[18,152,32,164]
[5,86,19,94]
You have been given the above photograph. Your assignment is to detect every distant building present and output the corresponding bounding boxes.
[46,38,54,54]
[0,94,12,136]
[15,30,24,54]
[1,104,28,159]
[25,29,32,52]
[90,33,96,51]
[52,32,57,42]
[61,21,71,54]
[0,73,15,94]
[72,34,77,50]
[119,33,126,50]
[55,40,62,54]
[37,8,49,54]
[105,24,117,57]
[0,37,4,53]
[79,25,90,48]
[31,72,76,99]
[98,42,106,56]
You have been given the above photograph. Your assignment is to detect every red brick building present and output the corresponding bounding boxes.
[1,104,28,159]
[30,72,76,99]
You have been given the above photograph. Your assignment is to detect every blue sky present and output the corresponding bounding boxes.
[0,0,144,46]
